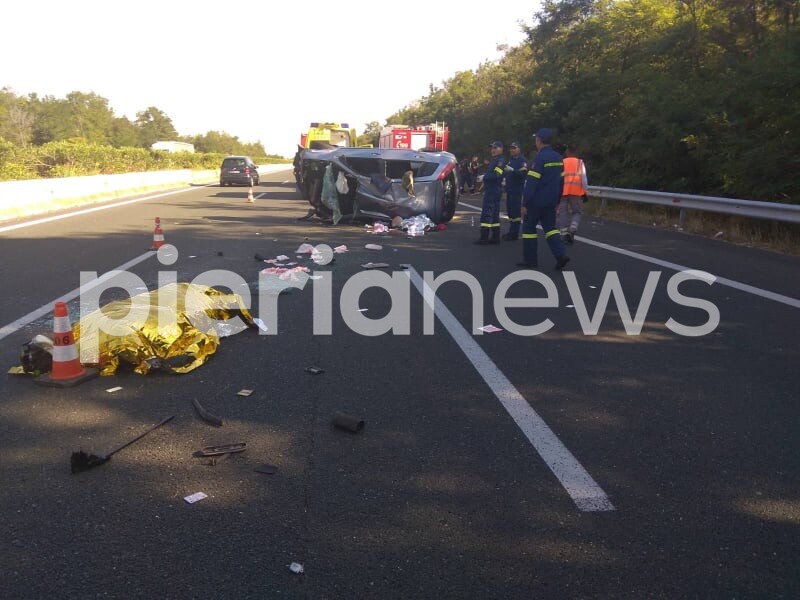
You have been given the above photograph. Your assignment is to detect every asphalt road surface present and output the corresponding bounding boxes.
[1,169,798,599]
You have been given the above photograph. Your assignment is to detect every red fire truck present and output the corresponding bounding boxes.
[378,122,449,152]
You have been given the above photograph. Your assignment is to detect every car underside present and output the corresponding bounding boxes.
[294,146,460,224]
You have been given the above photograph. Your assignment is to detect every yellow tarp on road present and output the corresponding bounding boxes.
[74,283,255,375]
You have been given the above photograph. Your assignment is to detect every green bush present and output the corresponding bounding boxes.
[0,139,289,181]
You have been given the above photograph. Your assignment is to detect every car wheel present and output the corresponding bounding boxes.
[435,173,458,223]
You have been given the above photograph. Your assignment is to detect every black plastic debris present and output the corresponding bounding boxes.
[254,464,278,475]
[20,335,54,375]
[192,398,223,427]
[332,412,365,433]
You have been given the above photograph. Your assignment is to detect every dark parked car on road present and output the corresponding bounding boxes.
[220,156,259,186]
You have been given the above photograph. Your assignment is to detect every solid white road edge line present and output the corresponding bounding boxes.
[404,265,615,512]
[0,251,156,341]
[458,201,482,211]
[577,235,800,310]
[0,185,216,234]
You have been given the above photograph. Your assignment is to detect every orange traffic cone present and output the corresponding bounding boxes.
[36,302,98,388]
[247,186,255,203]
[150,217,165,250]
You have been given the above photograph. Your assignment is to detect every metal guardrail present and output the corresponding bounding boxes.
[588,186,800,225]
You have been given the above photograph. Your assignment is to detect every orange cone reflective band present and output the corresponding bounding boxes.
[150,217,165,250]
[36,302,99,387]
[51,301,84,379]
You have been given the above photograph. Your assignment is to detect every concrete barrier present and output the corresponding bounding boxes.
[0,164,292,223]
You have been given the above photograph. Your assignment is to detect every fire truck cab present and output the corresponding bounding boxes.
[378,122,449,152]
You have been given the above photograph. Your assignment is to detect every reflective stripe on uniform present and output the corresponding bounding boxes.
[509,217,522,222]
[545,229,560,238]
[480,222,492,227]
[528,171,542,179]
[494,167,503,175]
[522,233,538,239]
[543,162,563,168]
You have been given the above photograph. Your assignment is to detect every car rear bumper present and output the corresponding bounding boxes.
[220,174,257,185]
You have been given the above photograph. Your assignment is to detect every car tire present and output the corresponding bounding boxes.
[434,173,457,223]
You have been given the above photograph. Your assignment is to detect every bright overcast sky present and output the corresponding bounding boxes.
[1,1,539,157]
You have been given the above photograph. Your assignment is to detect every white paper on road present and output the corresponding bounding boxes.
[478,324,503,333]
[184,492,207,504]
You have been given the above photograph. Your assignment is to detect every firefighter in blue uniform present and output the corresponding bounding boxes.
[474,141,506,245]
[502,141,527,240]
[518,128,570,270]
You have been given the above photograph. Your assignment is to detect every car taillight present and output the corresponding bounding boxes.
[245,166,250,176]
[437,162,455,180]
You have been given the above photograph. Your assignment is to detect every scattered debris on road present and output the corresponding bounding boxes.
[184,492,208,504]
[19,334,53,375]
[332,412,365,433]
[192,398,224,427]
[194,443,247,457]
[70,415,175,474]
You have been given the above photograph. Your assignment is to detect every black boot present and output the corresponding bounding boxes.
[474,227,489,245]
[503,220,521,241]
[489,227,501,244]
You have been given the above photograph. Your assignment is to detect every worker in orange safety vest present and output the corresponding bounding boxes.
[558,145,589,245]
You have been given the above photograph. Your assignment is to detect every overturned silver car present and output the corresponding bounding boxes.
[294,147,459,224]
